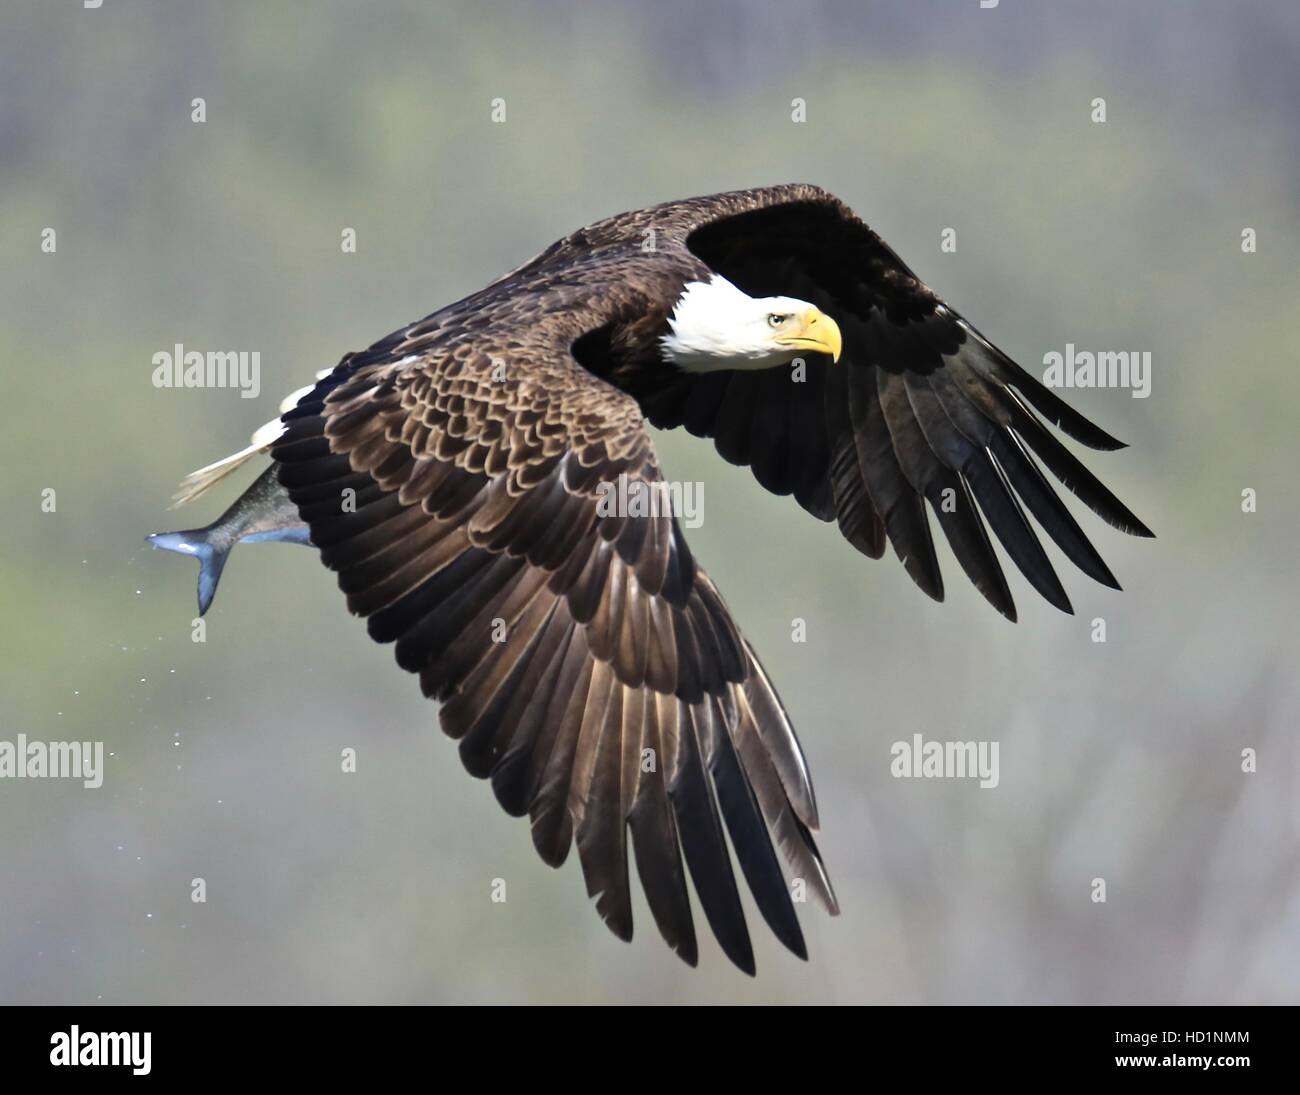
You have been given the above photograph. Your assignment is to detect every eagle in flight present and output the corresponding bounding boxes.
[150,185,1151,974]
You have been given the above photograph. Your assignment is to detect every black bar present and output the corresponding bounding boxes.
[0,1005,1288,1081]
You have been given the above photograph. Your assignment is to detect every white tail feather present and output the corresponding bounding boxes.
[170,419,286,509]
[278,383,316,414]
[169,370,332,508]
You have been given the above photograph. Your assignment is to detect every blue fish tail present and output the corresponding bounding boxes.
[146,528,231,616]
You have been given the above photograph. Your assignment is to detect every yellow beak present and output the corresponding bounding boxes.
[776,307,843,362]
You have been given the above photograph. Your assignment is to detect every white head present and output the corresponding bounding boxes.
[660,275,844,373]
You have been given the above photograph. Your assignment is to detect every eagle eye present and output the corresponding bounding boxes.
[766,313,790,328]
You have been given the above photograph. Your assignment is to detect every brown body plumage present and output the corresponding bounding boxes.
[161,185,1151,974]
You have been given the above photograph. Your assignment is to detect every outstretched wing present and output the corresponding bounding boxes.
[638,186,1153,621]
[272,322,836,975]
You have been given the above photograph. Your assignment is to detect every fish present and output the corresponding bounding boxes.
[147,464,313,616]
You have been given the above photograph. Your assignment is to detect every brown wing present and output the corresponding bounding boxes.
[636,186,1153,621]
[272,323,835,975]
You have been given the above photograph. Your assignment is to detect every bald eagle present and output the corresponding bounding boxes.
[151,185,1151,974]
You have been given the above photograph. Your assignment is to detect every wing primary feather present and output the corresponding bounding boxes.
[573,681,634,941]
[1003,389,1154,537]
[668,702,755,975]
[848,364,943,600]
[961,320,1128,451]
[627,694,699,964]
[528,650,597,868]
[989,431,1121,589]
[964,450,1072,614]
[490,610,581,816]
[879,371,1013,617]
[702,697,807,960]
[922,368,1123,590]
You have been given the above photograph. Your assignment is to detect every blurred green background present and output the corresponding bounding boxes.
[2,0,1298,1004]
